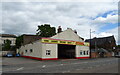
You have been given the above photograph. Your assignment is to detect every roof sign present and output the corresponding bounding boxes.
[41,38,89,46]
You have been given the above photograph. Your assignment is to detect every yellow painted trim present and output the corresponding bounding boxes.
[41,38,89,46]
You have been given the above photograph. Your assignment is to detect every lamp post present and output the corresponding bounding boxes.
[90,29,95,58]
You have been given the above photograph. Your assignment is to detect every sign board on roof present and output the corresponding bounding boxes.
[41,38,89,46]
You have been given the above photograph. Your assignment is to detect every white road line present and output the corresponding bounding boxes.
[62,70,70,73]
[76,69,83,70]
[83,62,88,63]
[73,63,79,64]
[60,64,64,66]
[42,65,46,68]
[16,67,24,70]
[88,67,93,69]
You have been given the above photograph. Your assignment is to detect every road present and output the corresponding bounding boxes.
[2,57,119,73]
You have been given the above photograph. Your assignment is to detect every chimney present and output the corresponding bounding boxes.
[74,30,77,34]
[57,26,62,33]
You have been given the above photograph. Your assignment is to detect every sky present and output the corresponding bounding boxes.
[1,0,120,44]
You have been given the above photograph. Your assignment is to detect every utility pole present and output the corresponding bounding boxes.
[90,29,91,58]
[89,29,95,58]
[95,38,97,51]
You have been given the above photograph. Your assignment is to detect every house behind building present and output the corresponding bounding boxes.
[85,36,116,58]
[0,34,16,56]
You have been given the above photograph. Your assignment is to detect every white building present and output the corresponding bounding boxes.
[0,34,16,46]
[0,34,16,56]
[19,28,90,60]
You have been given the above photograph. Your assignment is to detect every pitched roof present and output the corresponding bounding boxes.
[85,36,116,45]
[0,34,16,38]
[85,36,116,50]
[22,34,41,45]
[51,28,84,42]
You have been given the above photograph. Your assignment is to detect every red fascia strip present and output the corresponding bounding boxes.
[22,56,58,60]
[42,58,58,60]
[76,57,90,59]
[22,56,42,60]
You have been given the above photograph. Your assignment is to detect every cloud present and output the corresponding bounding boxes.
[1,0,119,2]
[1,2,118,44]
[91,26,119,44]
[93,14,118,25]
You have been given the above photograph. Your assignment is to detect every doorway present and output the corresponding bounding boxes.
[58,44,76,59]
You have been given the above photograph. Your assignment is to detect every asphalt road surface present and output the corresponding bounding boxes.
[2,57,119,73]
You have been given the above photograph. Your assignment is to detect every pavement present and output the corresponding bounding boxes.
[2,57,119,73]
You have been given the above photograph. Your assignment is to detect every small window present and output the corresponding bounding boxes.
[30,49,33,53]
[4,40,6,43]
[80,51,82,55]
[83,51,86,55]
[46,50,51,55]
[87,51,89,55]
[9,40,11,44]
[25,50,27,53]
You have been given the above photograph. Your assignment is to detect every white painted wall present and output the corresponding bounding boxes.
[42,43,57,58]
[0,37,16,46]
[76,45,89,57]
[19,40,58,59]
[19,40,42,58]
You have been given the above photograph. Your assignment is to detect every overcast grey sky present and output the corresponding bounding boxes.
[1,0,119,44]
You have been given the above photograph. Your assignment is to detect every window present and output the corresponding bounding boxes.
[83,51,86,55]
[46,50,51,55]
[4,40,11,44]
[9,40,11,44]
[87,51,89,55]
[25,50,27,53]
[80,51,83,55]
[30,49,33,53]
[4,40,6,43]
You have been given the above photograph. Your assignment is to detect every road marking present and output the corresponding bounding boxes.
[88,67,93,69]
[62,70,70,73]
[73,63,79,64]
[72,62,88,65]
[42,65,46,68]
[76,69,83,70]
[17,67,24,70]
[60,64,64,66]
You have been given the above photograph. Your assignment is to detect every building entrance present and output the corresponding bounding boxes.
[58,44,76,59]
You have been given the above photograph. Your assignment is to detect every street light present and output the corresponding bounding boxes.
[90,29,95,58]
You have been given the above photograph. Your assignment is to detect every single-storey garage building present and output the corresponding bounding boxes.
[19,28,90,60]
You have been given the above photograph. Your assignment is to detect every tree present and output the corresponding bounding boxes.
[2,39,11,51]
[15,35,23,49]
[36,24,56,37]
[116,45,120,47]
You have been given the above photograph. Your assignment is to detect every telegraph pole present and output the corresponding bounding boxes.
[90,29,91,58]
[89,29,95,58]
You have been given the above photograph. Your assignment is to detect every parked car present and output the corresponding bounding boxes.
[16,53,20,57]
[6,53,13,57]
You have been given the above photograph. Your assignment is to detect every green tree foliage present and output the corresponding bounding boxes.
[117,45,120,47]
[16,35,23,48]
[10,46,16,51]
[36,24,56,37]
[3,39,11,51]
